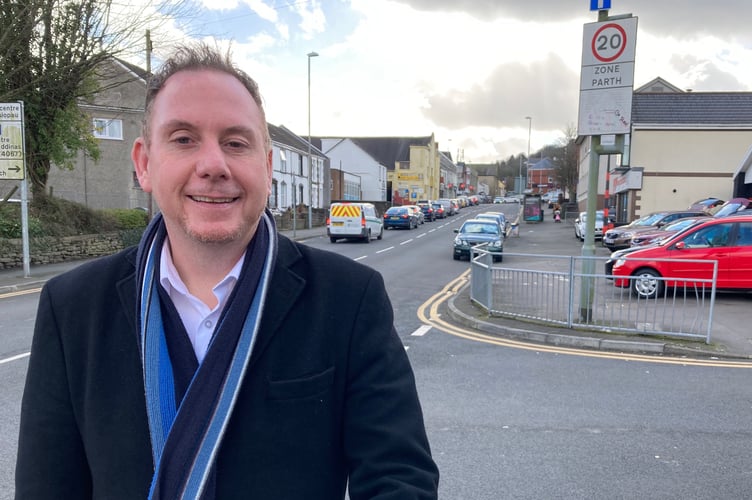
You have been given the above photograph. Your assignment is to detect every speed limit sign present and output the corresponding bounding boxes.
[581,17,637,67]
[578,16,638,136]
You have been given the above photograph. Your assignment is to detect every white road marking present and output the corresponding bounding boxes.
[376,246,394,254]
[411,324,432,336]
[0,352,30,365]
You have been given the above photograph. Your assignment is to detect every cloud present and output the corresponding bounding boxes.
[422,54,579,131]
[394,0,752,38]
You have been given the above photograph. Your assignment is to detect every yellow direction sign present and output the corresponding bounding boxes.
[0,102,26,180]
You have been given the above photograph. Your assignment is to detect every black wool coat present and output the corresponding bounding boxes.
[16,234,439,499]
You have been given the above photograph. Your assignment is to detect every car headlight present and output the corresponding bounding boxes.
[454,236,465,245]
[614,257,627,268]
[490,240,502,248]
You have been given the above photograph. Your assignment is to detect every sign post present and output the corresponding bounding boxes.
[576,7,637,321]
[0,101,30,277]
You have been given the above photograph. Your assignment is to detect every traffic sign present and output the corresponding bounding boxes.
[0,102,26,180]
[590,0,611,11]
[578,17,638,136]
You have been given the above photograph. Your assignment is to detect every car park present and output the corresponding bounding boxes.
[326,202,384,243]
[417,202,436,222]
[453,219,504,262]
[573,211,604,241]
[611,215,752,298]
[603,210,706,251]
[383,206,417,229]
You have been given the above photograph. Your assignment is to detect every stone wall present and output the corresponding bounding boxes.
[0,230,144,270]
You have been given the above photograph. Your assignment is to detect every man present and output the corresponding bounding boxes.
[16,44,439,499]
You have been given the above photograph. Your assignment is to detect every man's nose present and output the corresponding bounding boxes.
[195,142,231,178]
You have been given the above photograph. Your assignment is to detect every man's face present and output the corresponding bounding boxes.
[132,69,272,249]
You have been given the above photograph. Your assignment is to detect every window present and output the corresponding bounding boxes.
[279,150,287,173]
[269,180,278,208]
[93,118,123,140]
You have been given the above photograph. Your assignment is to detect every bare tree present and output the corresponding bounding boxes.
[0,0,191,196]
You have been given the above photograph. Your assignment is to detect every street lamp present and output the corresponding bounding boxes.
[525,116,532,191]
[307,51,319,229]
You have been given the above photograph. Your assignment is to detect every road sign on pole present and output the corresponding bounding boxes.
[577,16,638,136]
[0,102,26,180]
[590,0,611,11]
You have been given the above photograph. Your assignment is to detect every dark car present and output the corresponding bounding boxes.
[383,206,417,230]
[431,202,447,219]
[602,210,706,251]
[417,202,436,222]
[453,219,504,262]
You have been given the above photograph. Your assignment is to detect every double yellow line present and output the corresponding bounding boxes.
[417,271,752,369]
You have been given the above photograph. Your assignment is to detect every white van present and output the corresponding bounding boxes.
[327,202,384,243]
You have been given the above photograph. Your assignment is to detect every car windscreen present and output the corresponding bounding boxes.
[461,223,499,234]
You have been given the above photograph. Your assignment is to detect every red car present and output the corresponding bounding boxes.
[612,215,752,298]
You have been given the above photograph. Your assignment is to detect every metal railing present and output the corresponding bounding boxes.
[470,249,717,343]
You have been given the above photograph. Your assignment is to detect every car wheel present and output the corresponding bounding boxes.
[377,227,383,240]
[330,237,337,243]
[364,230,371,243]
[453,253,460,260]
[631,268,663,299]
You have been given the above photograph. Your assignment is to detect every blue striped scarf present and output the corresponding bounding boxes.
[135,211,277,499]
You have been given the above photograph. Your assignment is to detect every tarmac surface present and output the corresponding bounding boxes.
[2,223,750,361]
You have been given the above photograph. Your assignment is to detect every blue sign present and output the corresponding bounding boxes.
[590,0,611,10]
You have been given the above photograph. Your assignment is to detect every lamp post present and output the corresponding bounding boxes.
[307,51,319,229]
[525,116,532,191]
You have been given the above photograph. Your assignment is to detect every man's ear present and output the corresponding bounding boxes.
[132,137,152,193]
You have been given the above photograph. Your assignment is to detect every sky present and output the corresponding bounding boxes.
[130,0,752,163]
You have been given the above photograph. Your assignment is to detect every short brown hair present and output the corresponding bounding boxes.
[142,43,270,149]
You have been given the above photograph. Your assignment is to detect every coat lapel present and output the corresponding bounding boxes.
[248,235,306,365]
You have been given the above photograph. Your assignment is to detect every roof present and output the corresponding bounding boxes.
[269,123,324,156]
[632,92,752,126]
[348,136,433,169]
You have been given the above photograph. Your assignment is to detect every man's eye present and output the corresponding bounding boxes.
[174,136,192,144]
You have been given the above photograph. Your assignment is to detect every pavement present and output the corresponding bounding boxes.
[2,223,751,361]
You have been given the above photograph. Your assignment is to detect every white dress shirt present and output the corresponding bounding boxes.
[159,240,245,363]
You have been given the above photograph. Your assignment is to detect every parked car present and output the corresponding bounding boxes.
[417,202,436,222]
[383,206,417,230]
[404,205,424,224]
[573,211,604,241]
[453,219,504,262]
[475,212,509,236]
[709,197,752,217]
[689,197,724,212]
[437,198,459,216]
[630,216,711,246]
[603,210,706,251]
[431,202,446,219]
[326,202,384,243]
[611,215,752,298]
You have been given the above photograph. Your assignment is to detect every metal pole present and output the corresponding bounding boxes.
[307,51,318,229]
[579,135,600,322]
[525,116,532,191]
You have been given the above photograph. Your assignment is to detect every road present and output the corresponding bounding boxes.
[2,204,751,499]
